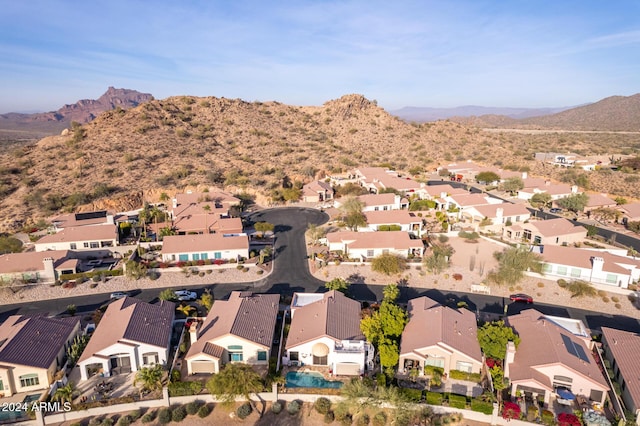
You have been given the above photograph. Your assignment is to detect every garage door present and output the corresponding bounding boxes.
[190,361,216,374]
[335,363,360,376]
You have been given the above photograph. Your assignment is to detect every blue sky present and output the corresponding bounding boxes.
[1,0,639,113]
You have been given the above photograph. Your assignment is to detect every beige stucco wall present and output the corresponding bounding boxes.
[399,344,482,375]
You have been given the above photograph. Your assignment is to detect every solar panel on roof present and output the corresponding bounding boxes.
[561,334,578,357]
[75,211,107,221]
[574,343,590,363]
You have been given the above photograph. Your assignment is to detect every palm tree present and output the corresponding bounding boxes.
[206,363,264,410]
[134,365,164,396]
[52,382,75,404]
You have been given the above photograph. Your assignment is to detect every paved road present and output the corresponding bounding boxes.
[1,207,638,333]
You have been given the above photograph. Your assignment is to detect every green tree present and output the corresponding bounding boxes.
[488,246,542,285]
[475,171,500,184]
[325,277,349,293]
[159,288,177,302]
[477,321,520,360]
[134,365,164,396]
[198,289,214,312]
[254,221,275,237]
[529,192,552,209]
[361,299,408,351]
[614,196,627,205]
[371,253,407,275]
[502,177,524,195]
[423,242,454,274]
[382,283,400,303]
[306,223,326,245]
[52,382,75,404]
[125,260,148,280]
[158,226,176,240]
[378,339,400,371]
[556,193,589,213]
[0,236,23,254]
[340,197,367,231]
[206,363,264,408]
[66,334,90,367]
[591,207,622,224]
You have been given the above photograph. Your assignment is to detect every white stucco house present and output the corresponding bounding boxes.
[325,230,424,259]
[161,233,249,263]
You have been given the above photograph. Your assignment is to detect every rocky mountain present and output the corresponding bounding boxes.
[0,93,638,232]
[0,87,154,140]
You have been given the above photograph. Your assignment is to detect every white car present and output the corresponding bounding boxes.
[174,290,197,301]
[110,292,127,300]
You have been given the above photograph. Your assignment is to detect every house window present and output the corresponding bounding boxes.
[70,243,77,249]
[542,264,552,273]
[313,355,328,365]
[606,274,617,284]
[83,242,89,248]
[533,236,542,244]
[228,345,243,362]
[366,250,374,257]
[589,389,603,402]
[214,252,221,259]
[289,351,299,361]
[100,241,113,247]
[143,352,159,365]
[257,351,267,361]
[374,207,379,211]
[557,266,567,276]
[456,361,473,373]
[425,357,445,368]
[383,206,388,211]
[19,374,39,388]
[178,254,188,261]
[201,253,208,260]
[523,230,532,241]
[570,268,581,278]
[193,253,200,261]
[90,242,99,248]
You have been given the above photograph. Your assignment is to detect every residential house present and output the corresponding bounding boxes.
[285,291,373,376]
[352,167,425,196]
[326,230,424,259]
[185,291,279,374]
[533,245,640,288]
[600,327,640,419]
[363,210,423,236]
[335,193,408,212]
[171,215,243,235]
[461,203,531,232]
[161,233,249,263]
[0,314,81,396]
[51,210,115,230]
[505,309,609,406]
[503,218,587,246]
[534,152,578,167]
[398,297,483,376]
[0,250,78,284]
[78,297,174,380]
[517,176,579,201]
[34,225,118,257]
[619,203,640,225]
[169,191,240,218]
[444,193,501,220]
[584,194,617,213]
[302,181,334,203]
[167,190,242,235]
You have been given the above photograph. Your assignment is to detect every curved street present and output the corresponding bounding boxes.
[0,207,638,333]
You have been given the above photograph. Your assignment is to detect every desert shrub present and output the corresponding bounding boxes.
[168,380,202,396]
[141,412,155,423]
[89,419,102,426]
[197,405,211,418]
[157,408,172,424]
[557,279,567,288]
[611,296,619,303]
[334,403,351,422]
[372,253,406,275]
[541,409,555,426]
[598,290,607,297]
[237,403,253,419]
[537,282,545,287]
[271,401,283,414]
[357,413,370,425]
[615,303,621,309]
[602,296,610,303]
[287,400,302,415]
[101,419,114,426]
[171,405,187,422]
[471,399,494,414]
[527,405,539,422]
[340,413,353,425]
[315,397,332,415]
[426,391,443,405]
[372,412,387,426]
[324,411,335,423]
[400,388,422,402]
[117,416,131,426]
[128,410,141,421]
[186,401,200,415]
[566,280,597,298]
[448,394,467,409]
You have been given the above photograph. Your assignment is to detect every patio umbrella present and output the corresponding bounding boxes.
[557,388,575,400]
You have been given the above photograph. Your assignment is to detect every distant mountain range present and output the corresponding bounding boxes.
[0,87,153,140]
[391,93,640,132]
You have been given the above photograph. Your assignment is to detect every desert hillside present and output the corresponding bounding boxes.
[1,93,639,231]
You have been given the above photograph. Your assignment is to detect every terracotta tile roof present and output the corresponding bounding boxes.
[539,245,640,275]
[36,225,117,245]
[303,181,333,193]
[355,168,422,191]
[525,218,587,237]
[161,234,248,254]
[0,250,76,274]
[585,194,617,208]
[400,297,482,362]
[326,231,424,250]
[621,203,640,219]
[471,203,530,219]
[424,184,468,198]
[356,193,398,207]
[364,210,421,226]
[601,327,640,408]
[286,291,364,349]
[186,292,279,359]
[172,215,243,234]
[544,183,574,196]
[78,297,174,363]
[51,211,113,228]
[0,315,79,369]
[449,193,492,207]
[507,309,609,389]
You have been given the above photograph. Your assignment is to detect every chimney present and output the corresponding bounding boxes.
[42,257,55,282]
[172,198,178,209]
[571,185,578,193]
[496,207,504,222]
[545,180,551,186]
[189,322,199,344]
[504,341,517,377]
[591,256,604,275]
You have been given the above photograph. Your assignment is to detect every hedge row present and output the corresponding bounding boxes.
[448,394,467,409]
[448,369,482,382]
[168,381,203,397]
[59,269,123,281]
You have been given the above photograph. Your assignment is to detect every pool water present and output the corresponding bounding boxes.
[0,394,40,422]
[285,371,343,389]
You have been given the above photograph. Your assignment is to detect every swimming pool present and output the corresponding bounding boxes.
[0,394,40,422]
[285,371,343,389]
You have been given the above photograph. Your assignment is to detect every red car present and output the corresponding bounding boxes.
[510,293,533,303]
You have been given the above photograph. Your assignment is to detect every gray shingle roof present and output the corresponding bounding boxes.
[0,315,79,369]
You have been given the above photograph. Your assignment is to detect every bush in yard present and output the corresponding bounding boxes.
[157,408,172,424]
[186,401,200,415]
[287,400,302,415]
[371,253,407,275]
[324,411,335,423]
[334,403,351,422]
[557,412,581,426]
[89,418,102,426]
[340,413,353,425]
[372,412,387,426]
[101,418,114,426]
[171,405,187,422]
[315,397,332,415]
[400,387,422,402]
[448,394,467,409]
[117,416,131,426]
[541,410,555,426]
[527,405,539,422]
[197,404,211,418]
[271,401,283,414]
[237,403,253,419]
[357,413,370,425]
[426,392,443,405]
[128,410,141,421]
[502,401,521,420]
[141,412,155,423]
[471,399,494,414]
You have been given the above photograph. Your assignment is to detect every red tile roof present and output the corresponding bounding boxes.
[601,327,640,408]
[326,231,424,250]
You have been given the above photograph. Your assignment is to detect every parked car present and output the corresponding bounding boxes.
[110,292,128,300]
[174,290,197,301]
[510,293,533,303]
